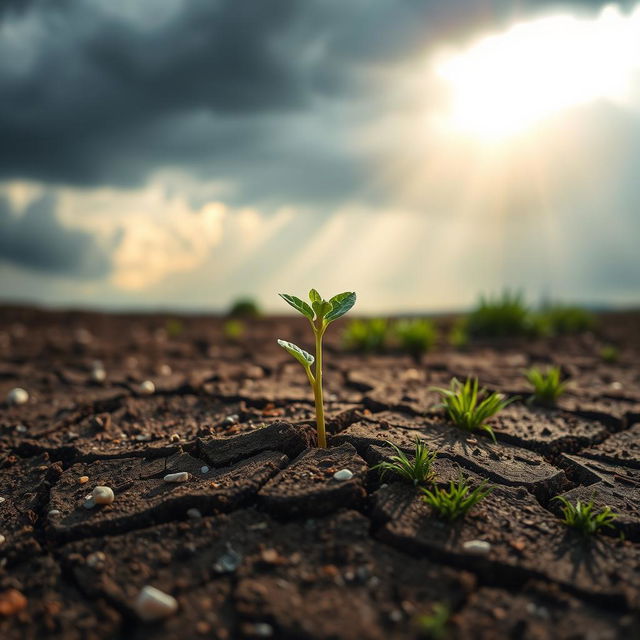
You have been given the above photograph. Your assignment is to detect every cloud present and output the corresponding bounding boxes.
[0,191,115,277]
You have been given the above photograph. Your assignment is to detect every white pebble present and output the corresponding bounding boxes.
[92,486,115,505]
[333,469,354,481]
[6,388,28,405]
[187,508,202,519]
[0,497,5,504]
[91,367,106,383]
[0,535,5,545]
[248,622,274,638]
[164,472,189,483]
[15,424,28,433]
[48,509,61,518]
[86,551,107,568]
[200,466,209,474]
[463,539,491,555]
[140,380,155,395]
[135,585,178,621]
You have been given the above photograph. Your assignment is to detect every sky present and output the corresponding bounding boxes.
[0,0,639,314]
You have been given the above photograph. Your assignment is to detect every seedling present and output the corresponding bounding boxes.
[432,378,513,443]
[448,319,469,349]
[415,603,451,639]
[421,477,492,521]
[278,290,356,448]
[342,318,388,353]
[526,366,566,407]
[553,496,617,536]
[223,319,245,342]
[600,345,619,364]
[372,438,437,486]
[467,291,531,338]
[393,318,437,361]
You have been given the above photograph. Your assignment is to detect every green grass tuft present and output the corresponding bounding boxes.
[553,496,617,536]
[525,366,566,407]
[415,603,451,639]
[392,318,437,360]
[432,378,513,443]
[372,438,437,486]
[466,291,531,338]
[600,345,619,364]
[421,477,492,521]
[342,318,389,353]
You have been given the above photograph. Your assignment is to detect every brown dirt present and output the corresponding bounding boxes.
[0,306,639,639]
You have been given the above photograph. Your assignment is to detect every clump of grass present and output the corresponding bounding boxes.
[228,297,261,318]
[342,318,388,353]
[278,289,356,448]
[553,496,617,536]
[466,291,531,338]
[448,319,469,349]
[421,478,492,521]
[525,366,566,407]
[600,345,619,364]
[415,603,451,639]
[372,438,437,486]
[540,305,595,335]
[223,319,245,341]
[392,318,437,361]
[432,378,513,443]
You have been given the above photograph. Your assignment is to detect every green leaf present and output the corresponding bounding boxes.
[309,289,322,304]
[277,339,314,368]
[312,299,332,320]
[325,291,356,322]
[279,294,314,321]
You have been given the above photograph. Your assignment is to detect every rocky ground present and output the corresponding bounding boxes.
[0,307,639,639]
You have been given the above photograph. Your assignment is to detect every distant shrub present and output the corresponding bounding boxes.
[392,318,437,360]
[342,318,389,353]
[228,298,261,318]
[466,291,531,338]
[537,305,595,336]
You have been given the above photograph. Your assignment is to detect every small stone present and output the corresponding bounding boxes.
[48,509,61,518]
[140,380,155,395]
[86,551,107,568]
[0,535,5,545]
[187,508,202,519]
[223,414,239,425]
[463,539,491,555]
[15,424,28,433]
[164,472,189,483]
[159,364,172,376]
[134,585,178,621]
[92,486,115,505]
[200,465,210,474]
[333,469,354,481]
[245,622,274,638]
[213,545,242,573]
[0,497,5,504]
[83,498,97,510]
[0,589,28,617]
[6,388,29,406]
[389,609,403,622]
[79,476,89,484]
[170,433,181,443]
[91,367,106,383]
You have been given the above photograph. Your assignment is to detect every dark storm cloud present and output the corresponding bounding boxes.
[0,193,115,277]
[0,0,625,200]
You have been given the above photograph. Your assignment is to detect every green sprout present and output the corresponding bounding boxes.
[223,319,245,342]
[415,603,451,639]
[432,378,513,443]
[525,366,566,407]
[342,317,388,353]
[372,438,437,486]
[600,345,619,364]
[421,477,492,521]
[278,290,356,448]
[467,291,531,338]
[448,319,469,349]
[393,318,437,361]
[553,496,617,536]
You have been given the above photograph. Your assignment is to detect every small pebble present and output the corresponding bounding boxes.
[169,433,181,443]
[83,498,96,510]
[86,551,107,568]
[6,388,29,406]
[223,414,239,425]
[246,622,274,638]
[92,486,115,505]
[79,476,89,484]
[200,465,209,474]
[140,380,155,395]
[0,589,28,617]
[134,585,178,621]
[164,472,189,483]
[187,508,202,519]
[159,364,172,376]
[0,497,5,504]
[333,469,354,481]
[213,545,242,573]
[91,367,106,383]
[15,424,28,433]
[463,539,491,555]
[0,535,5,545]
[48,509,61,518]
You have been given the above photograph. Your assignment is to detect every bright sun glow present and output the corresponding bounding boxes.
[436,5,640,140]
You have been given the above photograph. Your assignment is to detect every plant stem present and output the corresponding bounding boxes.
[313,325,327,448]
